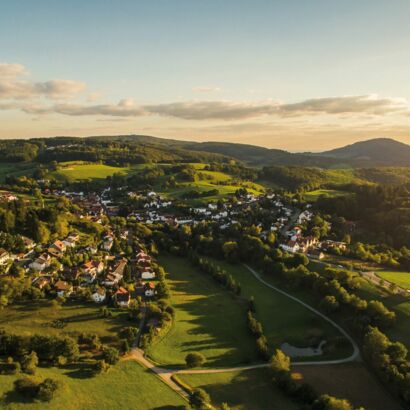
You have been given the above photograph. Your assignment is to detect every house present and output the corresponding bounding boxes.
[102,234,114,251]
[144,282,155,297]
[54,280,73,297]
[29,253,51,271]
[33,276,51,290]
[48,240,66,257]
[63,237,76,248]
[82,260,104,275]
[102,272,122,287]
[91,287,106,303]
[115,287,130,307]
[21,236,36,251]
[141,270,156,280]
[280,240,300,253]
[0,248,10,265]
[308,249,325,260]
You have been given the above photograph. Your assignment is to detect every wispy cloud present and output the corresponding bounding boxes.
[192,86,221,93]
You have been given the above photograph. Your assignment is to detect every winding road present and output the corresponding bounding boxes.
[127,263,361,399]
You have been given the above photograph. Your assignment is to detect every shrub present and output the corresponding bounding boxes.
[185,352,206,368]
[37,378,59,402]
[189,388,211,409]
[103,346,120,365]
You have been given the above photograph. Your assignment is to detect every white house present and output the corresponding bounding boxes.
[280,240,300,253]
[29,253,51,271]
[91,288,106,303]
[141,270,156,280]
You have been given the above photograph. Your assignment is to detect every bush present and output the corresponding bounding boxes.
[93,359,110,376]
[189,388,211,409]
[21,351,38,375]
[185,352,206,368]
[37,378,59,402]
[103,346,120,365]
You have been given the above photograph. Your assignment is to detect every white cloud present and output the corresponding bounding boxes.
[0,63,28,78]
[192,86,221,93]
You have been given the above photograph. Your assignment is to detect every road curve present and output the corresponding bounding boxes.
[244,264,361,364]
[127,263,361,400]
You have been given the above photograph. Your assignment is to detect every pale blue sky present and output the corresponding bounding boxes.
[1,0,410,150]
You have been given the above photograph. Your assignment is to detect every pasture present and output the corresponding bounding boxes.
[376,270,410,290]
[178,368,297,410]
[0,300,131,347]
[292,362,402,410]
[303,189,351,202]
[146,255,258,368]
[209,260,352,360]
[0,361,185,409]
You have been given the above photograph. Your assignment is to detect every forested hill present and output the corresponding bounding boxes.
[0,135,408,168]
[320,138,410,166]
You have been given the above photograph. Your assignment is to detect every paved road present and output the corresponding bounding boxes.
[127,262,361,401]
[244,264,361,363]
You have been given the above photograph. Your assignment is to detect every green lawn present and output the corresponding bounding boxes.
[376,270,410,290]
[207,260,352,360]
[146,255,258,368]
[303,189,351,202]
[178,369,297,410]
[50,162,146,182]
[0,300,132,346]
[0,361,185,410]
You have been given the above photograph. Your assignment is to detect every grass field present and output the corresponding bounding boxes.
[0,361,185,410]
[205,260,352,360]
[178,369,297,410]
[0,300,131,346]
[0,163,37,182]
[50,162,147,182]
[303,189,351,202]
[292,363,402,410]
[146,255,258,368]
[376,270,410,289]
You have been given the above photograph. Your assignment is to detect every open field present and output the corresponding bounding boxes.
[146,255,258,367]
[303,189,352,202]
[0,361,185,410]
[376,270,410,290]
[0,300,131,346]
[0,163,37,182]
[178,368,297,410]
[206,260,352,360]
[51,161,148,182]
[292,362,402,410]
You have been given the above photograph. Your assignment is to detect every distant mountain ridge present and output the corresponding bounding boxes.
[87,135,410,167]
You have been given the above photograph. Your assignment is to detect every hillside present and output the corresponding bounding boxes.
[321,138,410,166]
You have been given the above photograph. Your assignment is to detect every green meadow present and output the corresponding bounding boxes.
[146,255,258,368]
[0,361,185,410]
[178,368,297,410]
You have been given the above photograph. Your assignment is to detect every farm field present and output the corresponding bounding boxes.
[376,270,410,289]
[0,361,185,410]
[50,161,148,182]
[0,163,37,182]
[0,300,131,346]
[206,260,352,360]
[178,368,297,410]
[146,255,258,368]
[303,189,351,202]
[292,363,402,410]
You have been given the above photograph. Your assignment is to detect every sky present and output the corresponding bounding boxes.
[1,0,410,151]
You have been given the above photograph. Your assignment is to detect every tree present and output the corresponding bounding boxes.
[21,351,38,375]
[189,388,211,410]
[185,352,206,368]
[37,378,59,402]
[270,349,291,383]
[103,346,120,365]
[320,295,339,313]
[311,394,353,410]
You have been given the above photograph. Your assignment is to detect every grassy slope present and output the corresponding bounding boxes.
[0,300,131,346]
[292,363,402,410]
[376,270,410,289]
[206,260,351,360]
[0,361,185,410]
[51,162,147,182]
[146,255,258,367]
[178,369,297,410]
[303,189,352,202]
